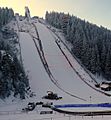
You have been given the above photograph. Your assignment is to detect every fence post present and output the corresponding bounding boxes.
[69,116,71,120]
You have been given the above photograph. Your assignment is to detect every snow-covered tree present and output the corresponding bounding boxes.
[0,7,14,27]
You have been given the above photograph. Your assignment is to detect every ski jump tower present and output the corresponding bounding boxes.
[25,6,31,21]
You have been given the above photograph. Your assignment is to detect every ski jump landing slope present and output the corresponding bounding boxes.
[17,18,111,105]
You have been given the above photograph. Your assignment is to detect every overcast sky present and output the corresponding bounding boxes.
[0,0,111,29]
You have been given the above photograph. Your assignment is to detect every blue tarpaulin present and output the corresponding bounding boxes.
[54,103,111,108]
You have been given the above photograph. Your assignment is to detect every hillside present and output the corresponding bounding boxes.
[1,8,111,120]
[45,11,111,81]
[0,7,29,99]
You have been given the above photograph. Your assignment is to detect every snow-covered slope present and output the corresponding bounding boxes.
[33,21,111,103]
[1,17,111,120]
